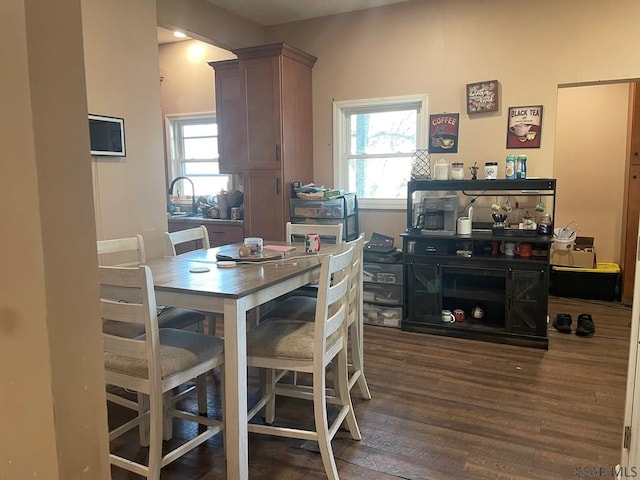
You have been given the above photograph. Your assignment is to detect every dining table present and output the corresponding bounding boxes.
[143,242,337,479]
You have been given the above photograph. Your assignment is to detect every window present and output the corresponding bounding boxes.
[166,113,230,197]
[333,95,428,209]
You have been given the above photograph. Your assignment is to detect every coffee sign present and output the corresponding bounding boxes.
[506,105,543,149]
[429,113,460,154]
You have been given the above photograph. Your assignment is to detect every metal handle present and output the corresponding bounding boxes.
[276,177,281,194]
[275,144,280,162]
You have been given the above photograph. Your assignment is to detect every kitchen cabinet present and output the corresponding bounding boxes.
[167,218,243,253]
[208,59,246,174]
[242,169,284,242]
[210,43,316,241]
[402,179,556,349]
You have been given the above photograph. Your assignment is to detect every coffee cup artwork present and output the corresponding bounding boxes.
[305,233,321,253]
[440,138,454,149]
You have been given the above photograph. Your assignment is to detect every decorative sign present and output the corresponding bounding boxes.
[506,105,543,149]
[429,113,459,154]
[466,80,499,114]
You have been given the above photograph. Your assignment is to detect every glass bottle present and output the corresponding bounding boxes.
[537,213,553,235]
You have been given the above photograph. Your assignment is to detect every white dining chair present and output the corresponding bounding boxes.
[286,221,344,245]
[245,246,360,480]
[163,226,219,335]
[100,265,224,479]
[97,235,206,337]
[259,233,371,399]
[163,225,210,256]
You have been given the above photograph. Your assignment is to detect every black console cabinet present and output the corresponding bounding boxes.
[402,179,556,349]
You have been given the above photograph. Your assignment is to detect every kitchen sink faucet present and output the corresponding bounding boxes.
[168,176,197,216]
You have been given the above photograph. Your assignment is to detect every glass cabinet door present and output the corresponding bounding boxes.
[406,263,441,324]
[507,268,548,335]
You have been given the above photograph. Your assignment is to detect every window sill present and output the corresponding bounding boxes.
[357,199,407,210]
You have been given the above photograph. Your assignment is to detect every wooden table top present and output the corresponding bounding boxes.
[145,243,334,299]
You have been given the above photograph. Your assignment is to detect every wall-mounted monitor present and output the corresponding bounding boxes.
[89,114,126,157]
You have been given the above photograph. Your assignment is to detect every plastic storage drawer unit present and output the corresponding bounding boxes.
[290,194,357,219]
[363,263,403,285]
[552,262,620,301]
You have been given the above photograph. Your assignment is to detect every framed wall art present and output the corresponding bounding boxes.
[506,105,543,149]
[429,113,459,153]
[466,80,499,114]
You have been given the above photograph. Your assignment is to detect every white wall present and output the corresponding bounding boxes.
[266,0,640,246]
[1,0,110,477]
[84,0,169,259]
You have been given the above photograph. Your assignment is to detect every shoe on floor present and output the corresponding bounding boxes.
[552,313,572,333]
[576,314,595,337]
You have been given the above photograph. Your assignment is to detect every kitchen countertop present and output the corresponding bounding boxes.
[167,214,243,225]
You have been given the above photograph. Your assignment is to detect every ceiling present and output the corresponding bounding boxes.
[202,0,414,26]
[157,27,190,45]
[157,1,413,44]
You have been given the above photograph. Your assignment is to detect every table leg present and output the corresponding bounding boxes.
[223,298,248,480]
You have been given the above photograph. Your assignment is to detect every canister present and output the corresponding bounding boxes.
[451,162,465,180]
[505,155,516,179]
[516,155,527,179]
[484,162,498,179]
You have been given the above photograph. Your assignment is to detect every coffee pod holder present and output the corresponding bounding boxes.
[411,149,431,180]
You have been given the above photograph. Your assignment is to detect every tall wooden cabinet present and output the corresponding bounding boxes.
[210,43,316,241]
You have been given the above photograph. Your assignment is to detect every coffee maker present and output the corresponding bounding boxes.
[415,195,458,235]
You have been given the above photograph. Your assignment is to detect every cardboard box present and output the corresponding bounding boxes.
[550,236,596,269]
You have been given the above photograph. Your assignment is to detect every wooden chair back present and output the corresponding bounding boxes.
[97,235,145,266]
[285,222,343,245]
[163,225,210,256]
[313,246,354,359]
[99,265,161,385]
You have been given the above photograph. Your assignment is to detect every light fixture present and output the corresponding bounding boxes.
[173,31,187,38]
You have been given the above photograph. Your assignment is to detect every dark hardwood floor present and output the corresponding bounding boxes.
[110,296,631,479]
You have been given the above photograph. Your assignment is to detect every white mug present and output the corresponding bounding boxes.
[305,233,321,253]
[441,309,455,323]
[457,206,473,235]
[500,241,516,256]
[457,217,471,235]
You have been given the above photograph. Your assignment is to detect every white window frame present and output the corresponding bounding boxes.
[165,112,229,195]
[333,94,428,210]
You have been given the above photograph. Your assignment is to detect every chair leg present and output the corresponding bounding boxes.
[138,393,150,447]
[163,392,173,440]
[196,374,208,415]
[206,314,218,336]
[148,385,164,480]
[264,368,276,424]
[336,347,361,441]
[350,321,371,400]
[313,368,340,480]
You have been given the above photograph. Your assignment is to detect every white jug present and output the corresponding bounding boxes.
[457,206,473,235]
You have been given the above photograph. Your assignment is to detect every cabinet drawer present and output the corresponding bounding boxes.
[363,284,403,305]
[206,224,244,246]
[363,304,402,327]
[363,263,403,285]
